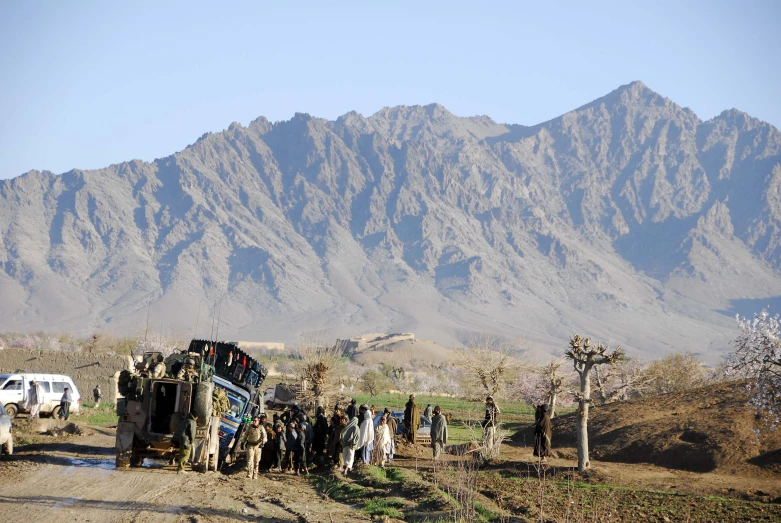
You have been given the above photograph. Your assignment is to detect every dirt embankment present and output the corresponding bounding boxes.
[0,348,131,403]
[516,381,781,475]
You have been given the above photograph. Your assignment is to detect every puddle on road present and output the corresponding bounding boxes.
[66,457,115,470]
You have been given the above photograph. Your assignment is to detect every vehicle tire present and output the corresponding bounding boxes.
[4,404,18,418]
[52,406,62,419]
[130,446,144,467]
[266,401,273,411]
[3,437,12,456]
[115,455,130,468]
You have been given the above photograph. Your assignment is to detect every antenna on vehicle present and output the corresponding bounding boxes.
[214,296,224,344]
[193,299,202,339]
[144,297,152,343]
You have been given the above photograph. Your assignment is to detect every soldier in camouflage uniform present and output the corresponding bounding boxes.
[149,354,166,378]
[212,387,230,417]
[241,416,267,479]
[176,358,199,382]
[173,412,198,474]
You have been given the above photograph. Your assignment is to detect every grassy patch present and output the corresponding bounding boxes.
[363,498,405,518]
[80,405,117,426]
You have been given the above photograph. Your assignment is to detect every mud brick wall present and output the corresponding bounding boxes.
[0,348,132,403]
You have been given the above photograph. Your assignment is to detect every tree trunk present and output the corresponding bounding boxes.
[576,363,592,472]
[548,393,557,419]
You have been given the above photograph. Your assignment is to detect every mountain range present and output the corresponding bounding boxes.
[2,81,781,363]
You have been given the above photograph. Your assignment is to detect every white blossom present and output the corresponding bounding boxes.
[726,309,781,427]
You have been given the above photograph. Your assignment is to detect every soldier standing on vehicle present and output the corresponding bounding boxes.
[242,416,267,479]
[173,412,198,474]
[176,358,199,382]
[59,387,73,421]
[149,355,166,378]
[93,385,103,405]
[430,406,448,459]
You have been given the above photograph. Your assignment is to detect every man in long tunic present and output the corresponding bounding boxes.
[26,381,43,419]
[534,404,553,463]
[429,406,448,459]
[403,395,420,444]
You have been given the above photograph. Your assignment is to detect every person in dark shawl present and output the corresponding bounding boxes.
[533,404,552,462]
[403,394,420,443]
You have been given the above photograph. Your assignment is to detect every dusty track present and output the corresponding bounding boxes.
[0,429,369,523]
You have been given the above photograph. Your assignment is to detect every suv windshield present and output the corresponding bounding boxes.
[224,390,248,420]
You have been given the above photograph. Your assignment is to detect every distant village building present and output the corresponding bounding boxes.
[335,333,415,356]
[235,341,285,352]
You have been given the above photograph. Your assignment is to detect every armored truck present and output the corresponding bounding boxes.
[115,340,267,471]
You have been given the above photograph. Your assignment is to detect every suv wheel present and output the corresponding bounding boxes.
[4,404,18,418]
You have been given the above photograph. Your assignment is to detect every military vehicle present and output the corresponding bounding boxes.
[115,340,266,471]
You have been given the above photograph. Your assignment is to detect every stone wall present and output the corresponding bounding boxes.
[0,348,132,403]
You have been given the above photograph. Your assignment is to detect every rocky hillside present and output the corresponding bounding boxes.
[2,81,781,361]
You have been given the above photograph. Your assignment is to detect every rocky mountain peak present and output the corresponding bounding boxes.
[1,85,781,362]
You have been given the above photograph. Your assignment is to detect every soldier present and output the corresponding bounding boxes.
[430,406,448,459]
[149,355,166,378]
[173,412,198,474]
[212,387,230,417]
[176,358,198,382]
[241,416,267,479]
[93,385,103,405]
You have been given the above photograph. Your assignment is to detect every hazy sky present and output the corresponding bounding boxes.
[1,1,780,179]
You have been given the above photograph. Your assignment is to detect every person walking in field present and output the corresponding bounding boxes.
[534,404,553,463]
[430,406,448,459]
[93,385,103,405]
[404,394,420,443]
[173,412,198,474]
[25,380,43,419]
[59,387,73,420]
[242,416,267,479]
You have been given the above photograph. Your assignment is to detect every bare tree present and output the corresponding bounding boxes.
[565,334,624,472]
[643,352,706,395]
[295,335,343,408]
[592,357,649,404]
[540,361,565,417]
[458,334,521,398]
[726,309,781,427]
[359,368,388,397]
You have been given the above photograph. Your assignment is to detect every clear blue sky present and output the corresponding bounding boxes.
[1,1,780,180]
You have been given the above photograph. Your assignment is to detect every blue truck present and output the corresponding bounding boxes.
[186,339,267,467]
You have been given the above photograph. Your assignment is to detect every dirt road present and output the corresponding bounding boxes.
[0,428,369,523]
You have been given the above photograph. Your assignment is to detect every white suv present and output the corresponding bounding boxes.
[0,403,12,455]
[0,373,81,418]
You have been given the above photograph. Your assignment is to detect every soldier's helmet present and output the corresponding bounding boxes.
[157,354,164,362]
[185,358,196,366]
